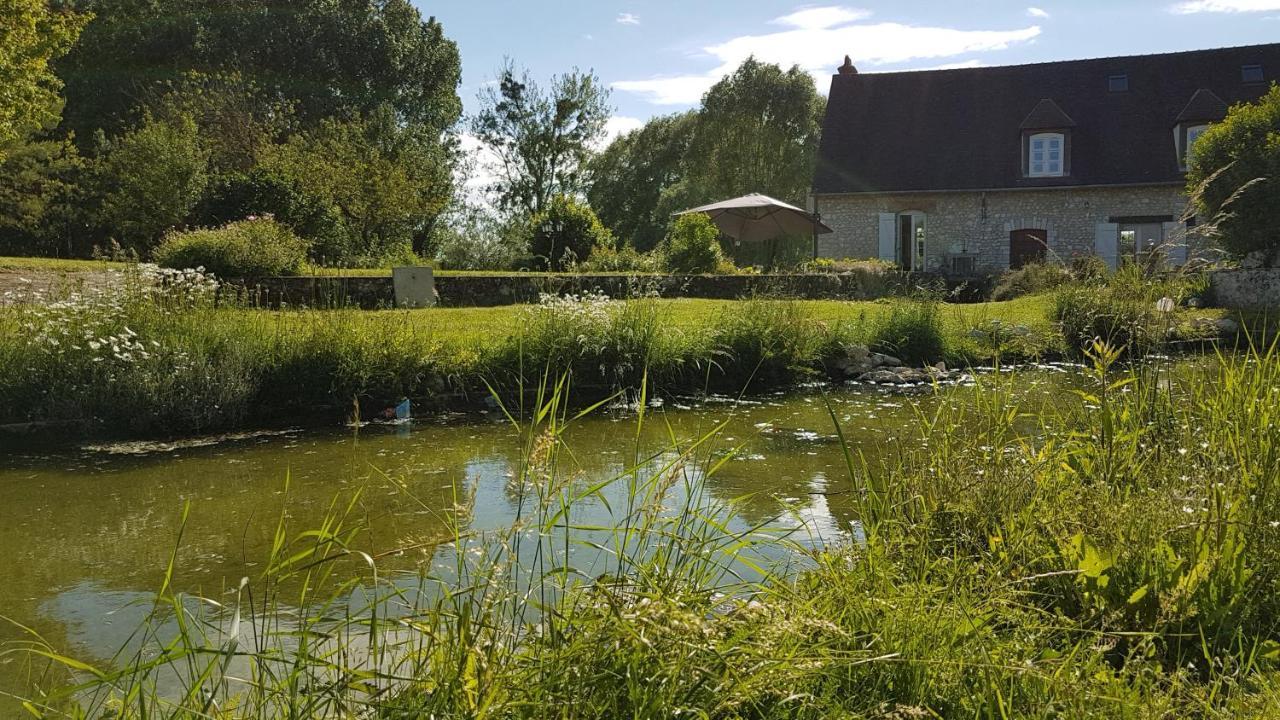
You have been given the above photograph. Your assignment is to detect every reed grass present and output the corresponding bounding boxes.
[12,343,1280,717]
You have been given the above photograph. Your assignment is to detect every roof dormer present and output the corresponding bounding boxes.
[1174,89,1228,170]
[1020,99,1075,179]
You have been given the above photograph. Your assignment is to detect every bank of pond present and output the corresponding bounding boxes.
[6,350,1280,717]
[0,271,1243,444]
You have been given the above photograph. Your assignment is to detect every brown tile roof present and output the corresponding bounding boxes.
[814,43,1280,194]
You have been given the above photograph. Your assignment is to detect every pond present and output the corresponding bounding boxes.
[0,366,1093,705]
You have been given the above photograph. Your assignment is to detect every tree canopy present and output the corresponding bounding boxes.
[56,0,462,141]
[1187,85,1280,263]
[587,58,824,249]
[0,0,87,155]
[472,62,611,217]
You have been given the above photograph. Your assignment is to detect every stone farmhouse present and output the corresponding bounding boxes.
[811,43,1280,274]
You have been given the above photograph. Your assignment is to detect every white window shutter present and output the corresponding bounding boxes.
[1094,223,1119,270]
[1162,221,1187,266]
[878,213,897,263]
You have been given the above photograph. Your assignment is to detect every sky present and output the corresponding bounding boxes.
[421,0,1279,197]
[424,0,1279,135]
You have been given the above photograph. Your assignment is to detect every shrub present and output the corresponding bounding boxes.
[154,217,309,277]
[1053,285,1161,357]
[1186,85,1280,262]
[1068,253,1109,284]
[990,262,1074,301]
[573,242,662,273]
[800,257,897,274]
[528,195,614,270]
[869,300,946,365]
[662,213,727,274]
[96,114,210,253]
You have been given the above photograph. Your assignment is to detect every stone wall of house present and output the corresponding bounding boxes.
[815,185,1190,273]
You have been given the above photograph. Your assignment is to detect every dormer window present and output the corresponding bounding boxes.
[1019,99,1074,180]
[1028,132,1065,177]
[1242,64,1264,83]
[1108,74,1128,92]
[1183,124,1209,168]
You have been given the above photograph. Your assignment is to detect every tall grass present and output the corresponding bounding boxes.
[16,345,1280,717]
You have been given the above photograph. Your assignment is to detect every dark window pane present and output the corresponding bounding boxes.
[1243,64,1264,83]
[1108,74,1128,92]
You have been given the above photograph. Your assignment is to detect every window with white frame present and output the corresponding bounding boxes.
[1028,132,1065,177]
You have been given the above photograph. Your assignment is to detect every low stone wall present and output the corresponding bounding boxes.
[1208,268,1280,310]
[228,270,933,309]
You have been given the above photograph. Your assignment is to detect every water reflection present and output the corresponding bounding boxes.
[0,366,1103,706]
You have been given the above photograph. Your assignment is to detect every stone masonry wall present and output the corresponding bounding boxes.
[815,185,1189,273]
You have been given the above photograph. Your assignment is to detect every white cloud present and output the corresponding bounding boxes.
[1171,0,1280,12]
[614,7,1040,105]
[602,116,645,145]
[616,12,640,25]
[1027,7,1051,18]
[772,6,873,29]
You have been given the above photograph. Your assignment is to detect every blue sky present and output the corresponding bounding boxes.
[423,0,1278,138]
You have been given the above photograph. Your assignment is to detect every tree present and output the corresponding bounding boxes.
[471,62,611,217]
[265,106,453,262]
[587,112,695,251]
[57,0,461,141]
[528,195,613,270]
[0,136,88,256]
[95,114,209,252]
[0,0,87,155]
[586,59,823,255]
[682,58,825,208]
[1187,85,1280,262]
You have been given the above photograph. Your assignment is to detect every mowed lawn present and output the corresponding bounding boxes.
[263,295,1061,349]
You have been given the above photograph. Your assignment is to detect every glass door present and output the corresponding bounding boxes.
[897,212,926,271]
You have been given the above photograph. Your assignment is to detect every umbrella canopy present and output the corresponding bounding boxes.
[675,193,832,243]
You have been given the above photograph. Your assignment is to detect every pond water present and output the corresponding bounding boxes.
[0,366,1094,704]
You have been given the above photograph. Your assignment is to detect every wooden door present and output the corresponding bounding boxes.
[1009,229,1046,269]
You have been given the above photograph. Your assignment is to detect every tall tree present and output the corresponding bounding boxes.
[0,0,87,156]
[586,112,695,251]
[56,0,462,141]
[586,59,824,250]
[683,58,825,207]
[471,62,610,217]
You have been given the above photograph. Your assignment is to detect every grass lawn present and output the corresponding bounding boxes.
[257,295,1062,349]
[0,256,127,272]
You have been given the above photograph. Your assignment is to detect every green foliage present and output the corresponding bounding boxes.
[154,217,309,277]
[0,0,87,154]
[573,241,662,273]
[263,106,452,263]
[801,257,898,274]
[662,213,726,274]
[433,211,528,270]
[0,136,87,256]
[528,195,614,270]
[990,261,1076,301]
[713,300,825,387]
[869,299,946,365]
[586,112,696,251]
[57,0,461,142]
[96,114,209,253]
[1187,84,1280,261]
[588,58,825,248]
[1069,253,1110,284]
[472,61,611,217]
[191,166,344,253]
[1053,285,1161,357]
[684,57,826,206]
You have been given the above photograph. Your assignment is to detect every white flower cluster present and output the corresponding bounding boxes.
[533,291,615,325]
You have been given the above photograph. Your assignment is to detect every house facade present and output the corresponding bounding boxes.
[811,44,1280,274]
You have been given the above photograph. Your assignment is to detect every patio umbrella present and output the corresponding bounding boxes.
[675,193,832,262]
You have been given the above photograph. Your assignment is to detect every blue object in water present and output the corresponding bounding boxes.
[395,398,411,420]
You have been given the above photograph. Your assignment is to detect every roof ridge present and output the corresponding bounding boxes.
[836,42,1280,79]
